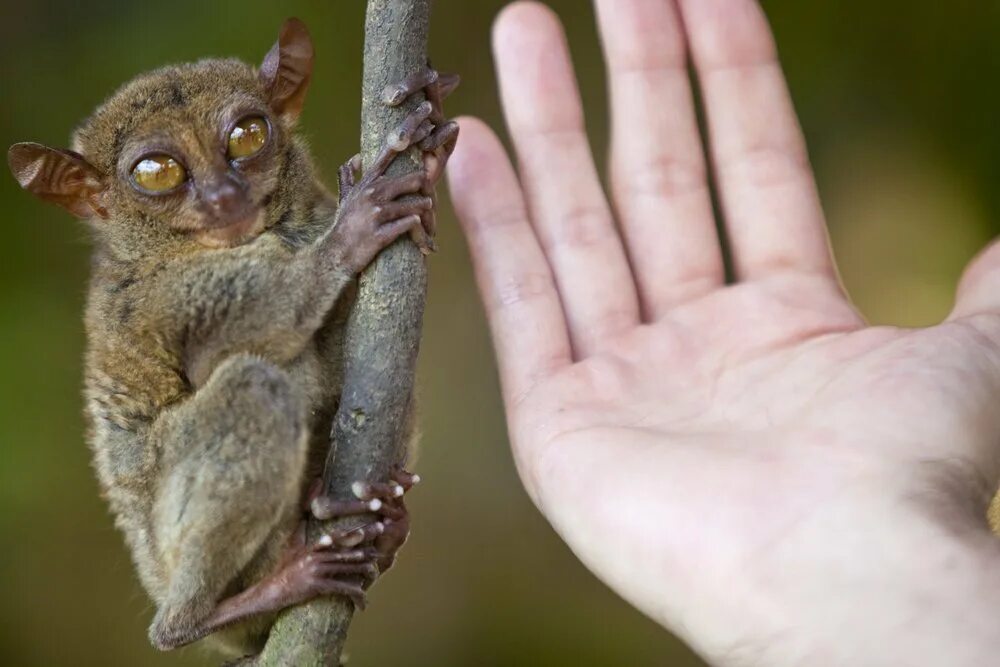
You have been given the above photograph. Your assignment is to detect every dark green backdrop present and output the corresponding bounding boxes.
[1,1,997,665]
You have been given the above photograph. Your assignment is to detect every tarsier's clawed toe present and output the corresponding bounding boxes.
[308,469,418,576]
[284,545,375,610]
[308,469,418,520]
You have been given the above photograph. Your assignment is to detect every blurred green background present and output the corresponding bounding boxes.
[1,1,997,665]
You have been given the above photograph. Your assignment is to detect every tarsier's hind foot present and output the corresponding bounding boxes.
[148,534,378,651]
[148,472,418,651]
[309,468,418,580]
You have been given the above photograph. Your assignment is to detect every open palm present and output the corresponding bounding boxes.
[447,2,1000,665]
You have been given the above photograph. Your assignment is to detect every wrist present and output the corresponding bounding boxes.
[707,491,1000,667]
[781,520,1000,667]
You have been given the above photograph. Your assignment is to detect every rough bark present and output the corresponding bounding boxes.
[255,1,430,664]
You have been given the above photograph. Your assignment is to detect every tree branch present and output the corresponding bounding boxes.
[255,1,431,664]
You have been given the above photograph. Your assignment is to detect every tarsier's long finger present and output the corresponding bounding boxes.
[329,521,386,549]
[374,516,410,572]
[374,214,435,254]
[387,101,434,152]
[353,480,407,501]
[420,206,437,240]
[337,153,362,203]
[374,501,407,522]
[359,101,435,188]
[392,469,421,490]
[311,496,384,521]
[383,67,459,108]
[411,120,435,146]
[310,547,379,563]
[421,122,460,188]
[382,67,442,106]
[371,171,426,200]
[409,223,436,255]
[436,72,461,102]
[420,121,460,155]
[315,579,367,610]
[424,72,460,124]
[374,197,434,224]
[315,562,379,583]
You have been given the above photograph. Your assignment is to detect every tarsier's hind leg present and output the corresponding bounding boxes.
[148,354,310,650]
[148,356,416,652]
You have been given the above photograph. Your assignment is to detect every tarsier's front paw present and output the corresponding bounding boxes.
[334,156,436,268]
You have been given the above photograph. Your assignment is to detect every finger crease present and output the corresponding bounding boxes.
[489,271,558,312]
[616,156,708,200]
[717,144,812,191]
[540,205,617,252]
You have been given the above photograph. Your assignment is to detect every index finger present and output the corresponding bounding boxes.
[448,117,573,406]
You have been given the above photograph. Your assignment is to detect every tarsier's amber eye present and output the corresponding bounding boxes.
[228,117,269,159]
[132,155,187,193]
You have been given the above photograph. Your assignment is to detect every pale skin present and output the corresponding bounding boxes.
[446,2,1000,666]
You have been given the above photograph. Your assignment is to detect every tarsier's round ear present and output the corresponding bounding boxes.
[259,18,314,123]
[8,143,108,219]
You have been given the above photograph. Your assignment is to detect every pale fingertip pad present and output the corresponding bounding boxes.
[309,498,325,518]
[391,483,405,498]
[411,474,422,485]
[352,481,369,499]
[318,534,334,547]
[382,85,406,106]
[388,132,411,151]
[368,498,383,512]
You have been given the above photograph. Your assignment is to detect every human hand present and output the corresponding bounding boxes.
[447,2,1000,665]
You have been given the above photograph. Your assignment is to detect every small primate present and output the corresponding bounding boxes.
[7,18,458,657]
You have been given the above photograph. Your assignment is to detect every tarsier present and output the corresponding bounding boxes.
[7,18,457,658]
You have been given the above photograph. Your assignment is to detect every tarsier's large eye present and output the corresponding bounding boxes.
[132,155,187,193]
[228,117,269,160]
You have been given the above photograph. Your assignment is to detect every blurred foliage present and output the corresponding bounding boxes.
[0,1,996,665]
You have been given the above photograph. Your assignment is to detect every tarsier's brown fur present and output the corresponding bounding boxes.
[8,19,457,658]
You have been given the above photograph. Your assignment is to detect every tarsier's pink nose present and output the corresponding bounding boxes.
[203,180,243,217]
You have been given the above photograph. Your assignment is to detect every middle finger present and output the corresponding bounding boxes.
[494,2,640,358]
[595,0,724,319]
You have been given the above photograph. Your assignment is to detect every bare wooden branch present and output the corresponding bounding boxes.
[255,1,431,664]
